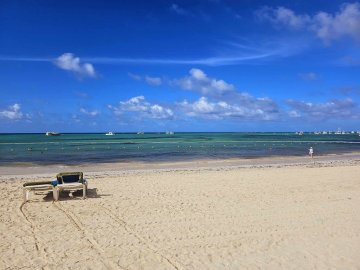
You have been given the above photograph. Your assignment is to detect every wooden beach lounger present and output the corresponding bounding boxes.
[55,172,88,200]
[23,181,59,202]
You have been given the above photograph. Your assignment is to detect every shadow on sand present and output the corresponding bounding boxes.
[39,188,112,202]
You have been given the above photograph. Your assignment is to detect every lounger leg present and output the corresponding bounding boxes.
[83,184,86,199]
[23,189,29,202]
[53,187,59,201]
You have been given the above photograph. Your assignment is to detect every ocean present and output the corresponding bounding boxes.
[0,132,360,165]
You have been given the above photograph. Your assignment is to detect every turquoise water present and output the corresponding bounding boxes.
[0,132,360,164]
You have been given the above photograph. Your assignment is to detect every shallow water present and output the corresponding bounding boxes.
[0,132,359,164]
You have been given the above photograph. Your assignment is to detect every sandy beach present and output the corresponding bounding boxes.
[2,0,360,268]
[1,156,360,269]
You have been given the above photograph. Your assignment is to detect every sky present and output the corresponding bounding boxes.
[0,0,360,132]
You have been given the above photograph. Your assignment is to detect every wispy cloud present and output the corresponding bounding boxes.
[74,91,90,99]
[128,72,142,81]
[313,3,360,43]
[80,108,99,116]
[287,98,359,120]
[256,6,310,29]
[84,53,275,66]
[128,73,162,86]
[339,55,360,66]
[299,72,318,81]
[170,3,188,16]
[1,53,98,81]
[145,76,162,86]
[0,56,48,62]
[335,85,360,96]
[54,53,97,78]
[0,52,276,67]
[256,2,360,44]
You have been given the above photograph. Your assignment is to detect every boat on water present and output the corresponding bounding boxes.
[45,132,61,136]
[105,132,115,136]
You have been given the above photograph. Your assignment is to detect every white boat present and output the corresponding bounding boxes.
[45,132,60,136]
[105,132,115,136]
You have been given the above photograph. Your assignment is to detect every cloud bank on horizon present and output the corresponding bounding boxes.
[0,0,359,132]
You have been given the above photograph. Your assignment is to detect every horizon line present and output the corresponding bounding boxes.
[0,131,357,134]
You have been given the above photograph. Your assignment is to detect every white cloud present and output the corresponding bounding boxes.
[312,3,360,43]
[145,76,162,86]
[256,3,360,43]
[256,6,310,29]
[80,108,99,116]
[288,110,301,118]
[287,98,358,119]
[190,68,207,80]
[128,73,162,86]
[0,103,30,120]
[178,96,278,120]
[149,104,173,119]
[116,96,149,112]
[173,68,235,97]
[54,53,97,78]
[128,72,142,81]
[126,69,282,121]
[108,96,173,120]
[172,68,280,120]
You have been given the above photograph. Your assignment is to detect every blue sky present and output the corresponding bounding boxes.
[0,0,359,132]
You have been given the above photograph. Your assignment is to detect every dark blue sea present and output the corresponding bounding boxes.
[0,132,360,165]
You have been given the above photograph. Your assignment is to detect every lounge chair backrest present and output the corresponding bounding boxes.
[56,172,84,184]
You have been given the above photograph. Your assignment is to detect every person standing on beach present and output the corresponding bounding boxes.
[309,147,314,158]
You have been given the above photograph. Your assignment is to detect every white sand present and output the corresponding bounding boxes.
[0,159,360,269]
